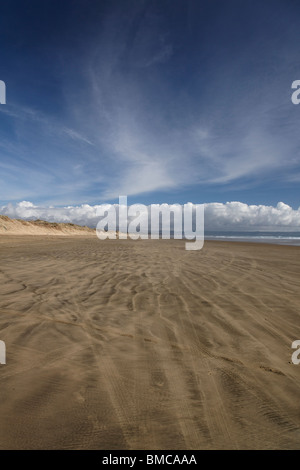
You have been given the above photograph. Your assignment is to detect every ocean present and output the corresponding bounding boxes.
[204,231,300,246]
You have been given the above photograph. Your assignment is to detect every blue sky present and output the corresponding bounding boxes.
[1,0,300,211]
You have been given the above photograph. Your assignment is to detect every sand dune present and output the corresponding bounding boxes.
[0,215,95,236]
[0,236,300,449]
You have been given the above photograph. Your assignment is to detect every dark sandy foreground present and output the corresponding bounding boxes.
[0,236,300,449]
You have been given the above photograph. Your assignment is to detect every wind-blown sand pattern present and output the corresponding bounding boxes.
[0,236,300,449]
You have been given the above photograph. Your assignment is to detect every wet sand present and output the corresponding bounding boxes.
[0,236,300,449]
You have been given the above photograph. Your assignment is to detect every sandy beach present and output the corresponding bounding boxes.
[0,235,300,449]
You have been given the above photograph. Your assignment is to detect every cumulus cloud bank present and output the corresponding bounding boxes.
[2,201,300,232]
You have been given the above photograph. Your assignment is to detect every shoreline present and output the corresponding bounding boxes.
[1,232,300,247]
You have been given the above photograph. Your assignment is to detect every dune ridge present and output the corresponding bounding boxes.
[0,215,95,236]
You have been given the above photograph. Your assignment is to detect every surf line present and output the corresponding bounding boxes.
[102,455,136,467]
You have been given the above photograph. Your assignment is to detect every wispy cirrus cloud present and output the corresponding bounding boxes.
[1,1,300,207]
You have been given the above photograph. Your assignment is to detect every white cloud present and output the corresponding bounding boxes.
[2,200,300,232]
[204,201,300,230]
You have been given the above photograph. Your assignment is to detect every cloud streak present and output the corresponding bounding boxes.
[1,1,300,206]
